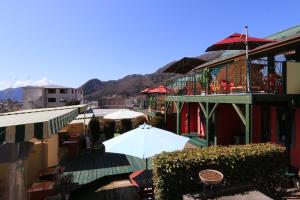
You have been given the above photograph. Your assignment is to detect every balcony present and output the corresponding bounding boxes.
[166,58,285,96]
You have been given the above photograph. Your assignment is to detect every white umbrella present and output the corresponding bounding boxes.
[103,110,145,120]
[103,124,189,169]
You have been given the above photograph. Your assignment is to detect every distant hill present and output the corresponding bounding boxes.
[80,64,175,100]
[0,87,23,102]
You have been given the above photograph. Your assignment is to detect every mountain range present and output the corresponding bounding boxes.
[80,63,175,100]
[0,87,23,102]
[0,63,175,102]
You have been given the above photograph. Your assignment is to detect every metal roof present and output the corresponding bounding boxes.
[0,108,76,127]
[0,104,87,143]
[267,25,300,40]
[194,25,300,70]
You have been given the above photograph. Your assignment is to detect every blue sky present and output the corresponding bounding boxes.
[0,0,299,89]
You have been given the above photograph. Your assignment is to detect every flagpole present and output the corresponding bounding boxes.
[245,26,250,93]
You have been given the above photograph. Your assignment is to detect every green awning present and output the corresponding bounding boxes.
[0,105,87,144]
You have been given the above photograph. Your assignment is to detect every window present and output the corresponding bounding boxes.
[48,89,56,94]
[59,98,68,102]
[60,89,68,94]
[72,89,74,94]
[48,98,56,103]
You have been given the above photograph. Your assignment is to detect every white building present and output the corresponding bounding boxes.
[23,85,83,109]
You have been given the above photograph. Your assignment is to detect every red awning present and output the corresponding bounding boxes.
[206,33,274,52]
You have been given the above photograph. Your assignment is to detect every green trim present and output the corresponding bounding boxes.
[166,94,252,104]
[206,102,210,146]
[15,124,25,142]
[34,122,44,139]
[232,103,246,125]
[208,103,218,119]
[0,127,6,144]
[199,102,207,118]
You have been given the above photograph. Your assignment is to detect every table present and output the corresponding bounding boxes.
[129,170,153,198]
[28,181,55,200]
[39,166,64,183]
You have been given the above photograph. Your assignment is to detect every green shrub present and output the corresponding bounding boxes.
[120,119,132,134]
[153,143,286,200]
[104,120,115,139]
[150,115,164,129]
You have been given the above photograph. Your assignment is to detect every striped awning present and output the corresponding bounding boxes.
[0,105,87,144]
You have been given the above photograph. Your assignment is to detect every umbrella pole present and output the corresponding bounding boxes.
[245,26,250,93]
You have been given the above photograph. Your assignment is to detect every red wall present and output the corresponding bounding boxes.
[270,107,277,143]
[216,104,244,145]
[180,103,188,133]
[290,108,300,168]
[189,103,198,133]
[252,105,262,143]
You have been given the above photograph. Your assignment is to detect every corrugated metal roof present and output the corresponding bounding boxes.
[267,25,300,40]
[0,108,75,127]
[0,104,86,116]
[194,50,245,70]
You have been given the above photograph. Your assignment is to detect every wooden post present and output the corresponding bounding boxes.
[187,103,190,134]
[206,102,210,146]
[245,104,250,144]
[176,102,181,135]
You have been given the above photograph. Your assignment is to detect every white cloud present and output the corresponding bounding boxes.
[0,78,54,90]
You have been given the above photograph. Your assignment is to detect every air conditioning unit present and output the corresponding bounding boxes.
[234,136,245,145]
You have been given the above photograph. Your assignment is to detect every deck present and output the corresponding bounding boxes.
[60,152,152,185]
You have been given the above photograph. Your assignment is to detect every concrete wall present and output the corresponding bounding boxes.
[287,61,300,94]
[23,87,44,109]
[23,87,82,109]
[46,88,82,108]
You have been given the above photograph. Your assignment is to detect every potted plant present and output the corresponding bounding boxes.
[198,67,212,95]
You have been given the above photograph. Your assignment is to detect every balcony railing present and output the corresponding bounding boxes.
[166,58,285,96]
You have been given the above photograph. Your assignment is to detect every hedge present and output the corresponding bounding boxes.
[153,143,286,200]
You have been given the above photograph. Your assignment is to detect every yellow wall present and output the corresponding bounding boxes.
[24,139,47,187]
[287,61,300,94]
[0,163,11,200]
[46,134,59,167]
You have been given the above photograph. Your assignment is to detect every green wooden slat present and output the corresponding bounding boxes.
[34,122,44,139]
[0,127,6,144]
[15,124,25,142]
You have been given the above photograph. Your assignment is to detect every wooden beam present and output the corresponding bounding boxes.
[208,103,219,119]
[199,102,208,119]
[232,103,246,125]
